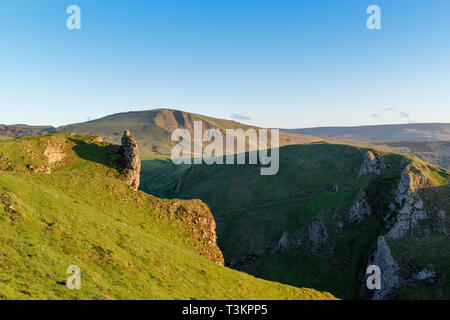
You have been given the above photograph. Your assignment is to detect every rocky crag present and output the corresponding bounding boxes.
[117,131,224,265]
[159,199,225,265]
[120,130,141,190]
[217,148,449,299]
[290,151,449,299]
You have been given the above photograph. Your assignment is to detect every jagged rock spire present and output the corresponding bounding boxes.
[121,130,141,190]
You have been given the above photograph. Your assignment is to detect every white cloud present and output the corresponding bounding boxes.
[231,113,251,121]
[398,111,410,118]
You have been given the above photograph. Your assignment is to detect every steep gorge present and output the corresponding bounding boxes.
[142,144,450,299]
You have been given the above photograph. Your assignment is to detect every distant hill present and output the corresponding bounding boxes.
[58,109,320,155]
[2,111,450,169]
[281,123,450,141]
[0,124,56,138]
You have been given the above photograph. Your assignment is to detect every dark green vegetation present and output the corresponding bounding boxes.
[140,154,191,197]
[388,229,450,299]
[0,134,335,300]
[141,144,450,299]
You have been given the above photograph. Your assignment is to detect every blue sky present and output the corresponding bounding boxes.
[1,0,449,128]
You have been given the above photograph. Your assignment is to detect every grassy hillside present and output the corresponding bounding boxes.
[282,124,450,170]
[365,140,450,170]
[141,143,450,299]
[0,134,335,300]
[58,109,321,155]
[310,137,450,171]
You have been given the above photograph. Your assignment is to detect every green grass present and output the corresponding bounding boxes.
[140,154,191,196]
[0,134,336,300]
[388,233,450,299]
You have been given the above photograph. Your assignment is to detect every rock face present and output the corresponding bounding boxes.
[387,196,427,240]
[44,139,66,165]
[28,136,67,174]
[367,236,400,300]
[387,166,431,240]
[164,199,224,265]
[414,267,437,282]
[361,163,448,299]
[396,165,430,197]
[273,233,289,253]
[438,210,448,236]
[348,190,372,225]
[294,219,329,255]
[120,131,141,190]
[358,151,386,178]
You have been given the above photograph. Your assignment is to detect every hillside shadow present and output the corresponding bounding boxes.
[69,138,123,171]
[424,183,450,200]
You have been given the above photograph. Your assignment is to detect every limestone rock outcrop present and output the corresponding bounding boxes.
[120,130,141,190]
[162,199,224,265]
[362,163,447,299]
[294,219,329,255]
[28,136,67,174]
[358,151,386,178]
[348,190,372,225]
[414,267,437,282]
[367,236,400,300]
[387,165,431,240]
[273,233,289,253]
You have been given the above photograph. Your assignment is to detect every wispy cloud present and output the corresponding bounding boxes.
[231,113,251,121]
[371,107,413,121]
[398,111,410,119]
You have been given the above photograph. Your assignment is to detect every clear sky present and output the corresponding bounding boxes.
[1,0,449,128]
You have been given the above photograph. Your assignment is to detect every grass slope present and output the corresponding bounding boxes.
[0,134,335,300]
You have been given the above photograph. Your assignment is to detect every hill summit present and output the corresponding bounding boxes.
[58,109,320,155]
